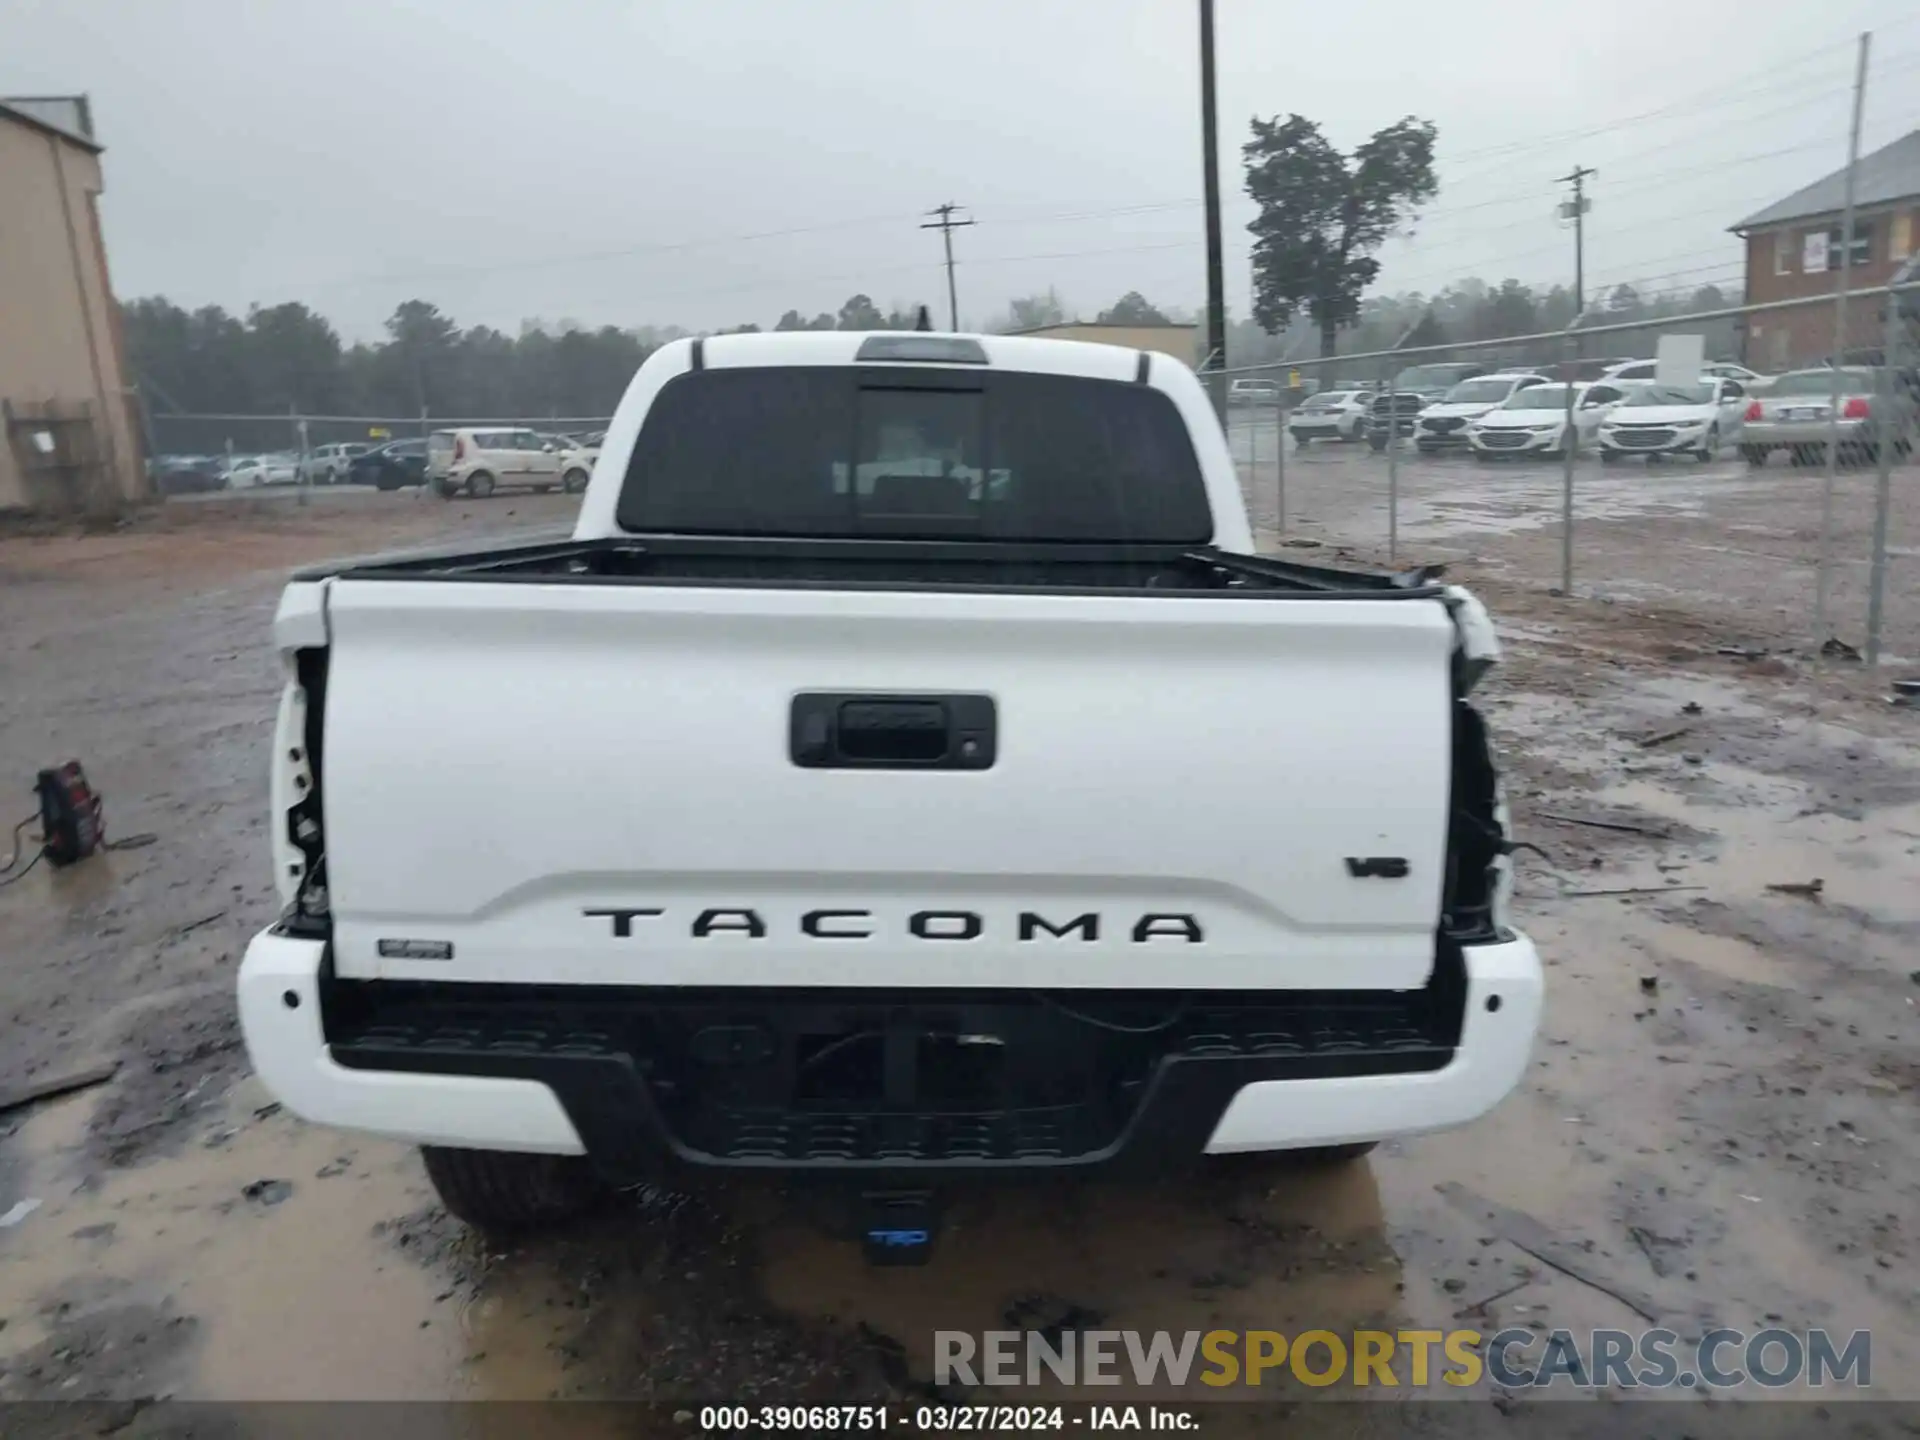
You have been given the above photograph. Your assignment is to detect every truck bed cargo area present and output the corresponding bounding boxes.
[302,534,1443,597]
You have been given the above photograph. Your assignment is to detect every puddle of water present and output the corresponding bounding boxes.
[1592,776,1920,921]
[0,1078,571,1402]
[761,1161,1404,1399]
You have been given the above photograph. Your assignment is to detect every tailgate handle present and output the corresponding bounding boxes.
[791,693,996,770]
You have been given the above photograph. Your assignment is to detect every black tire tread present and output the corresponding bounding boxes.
[1297,1140,1379,1163]
[420,1145,607,1236]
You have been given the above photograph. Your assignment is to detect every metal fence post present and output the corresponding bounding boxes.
[1246,382,1259,529]
[1560,332,1578,595]
[296,409,311,509]
[1816,30,1872,648]
[1385,365,1399,562]
[1864,258,1916,667]
[1274,379,1287,539]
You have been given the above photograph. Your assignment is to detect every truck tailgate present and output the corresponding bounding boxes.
[318,580,1458,991]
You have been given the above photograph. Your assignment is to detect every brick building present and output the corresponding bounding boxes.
[1732,128,1920,371]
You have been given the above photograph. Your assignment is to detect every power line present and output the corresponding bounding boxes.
[279,51,1918,307]
[1366,132,1867,286]
[1432,31,1908,179]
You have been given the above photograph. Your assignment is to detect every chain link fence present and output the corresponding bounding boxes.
[1204,283,1920,667]
[137,289,1919,664]
[144,412,613,495]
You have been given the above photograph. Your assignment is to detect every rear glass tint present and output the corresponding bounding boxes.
[615,367,1214,542]
[1769,369,1876,396]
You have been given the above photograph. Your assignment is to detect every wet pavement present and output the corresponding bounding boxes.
[0,489,1915,1422]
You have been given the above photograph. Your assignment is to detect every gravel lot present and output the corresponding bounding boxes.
[0,482,1915,1427]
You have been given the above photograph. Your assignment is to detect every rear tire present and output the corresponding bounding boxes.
[563,468,590,494]
[420,1146,609,1237]
[1294,1141,1378,1164]
[1367,435,1387,453]
[466,470,496,498]
[432,478,458,498]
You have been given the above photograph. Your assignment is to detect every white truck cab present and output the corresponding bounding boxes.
[238,331,1542,1260]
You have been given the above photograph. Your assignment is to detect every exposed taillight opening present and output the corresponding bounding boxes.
[1443,699,1506,944]
[1745,401,1763,421]
[453,436,467,462]
[284,646,331,936]
[1843,397,1870,419]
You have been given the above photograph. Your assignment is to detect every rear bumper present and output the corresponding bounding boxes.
[1742,418,1871,447]
[238,927,1542,1179]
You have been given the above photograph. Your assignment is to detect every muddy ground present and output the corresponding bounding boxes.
[0,477,1915,1430]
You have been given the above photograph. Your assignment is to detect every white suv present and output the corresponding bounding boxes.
[426,428,565,499]
[303,442,371,485]
[1414,373,1552,452]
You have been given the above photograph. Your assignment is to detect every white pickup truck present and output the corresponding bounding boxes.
[237,331,1541,1259]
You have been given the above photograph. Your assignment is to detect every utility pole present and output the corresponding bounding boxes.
[1199,0,1227,418]
[1556,166,1596,313]
[921,204,976,331]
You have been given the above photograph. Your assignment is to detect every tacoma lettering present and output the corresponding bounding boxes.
[585,908,1203,942]
[801,908,873,938]
[1019,911,1098,941]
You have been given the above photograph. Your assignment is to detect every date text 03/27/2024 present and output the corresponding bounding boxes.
[696,1405,1198,1431]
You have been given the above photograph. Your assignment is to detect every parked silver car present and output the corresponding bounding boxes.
[1739,367,1917,467]
[1286,388,1371,444]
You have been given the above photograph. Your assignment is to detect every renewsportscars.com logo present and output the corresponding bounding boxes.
[934,1327,1872,1391]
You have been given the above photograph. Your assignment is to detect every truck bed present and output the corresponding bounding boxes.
[295,534,1445,598]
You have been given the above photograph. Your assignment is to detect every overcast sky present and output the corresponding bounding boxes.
[6,0,1919,342]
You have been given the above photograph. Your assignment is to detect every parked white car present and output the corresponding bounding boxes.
[1228,378,1283,409]
[224,452,301,489]
[1597,378,1751,462]
[1467,382,1630,458]
[1600,358,1768,389]
[556,437,600,494]
[426,427,565,498]
[302,442,372,486]
[1414,373,1553,452]
[1285,389,1371,444]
